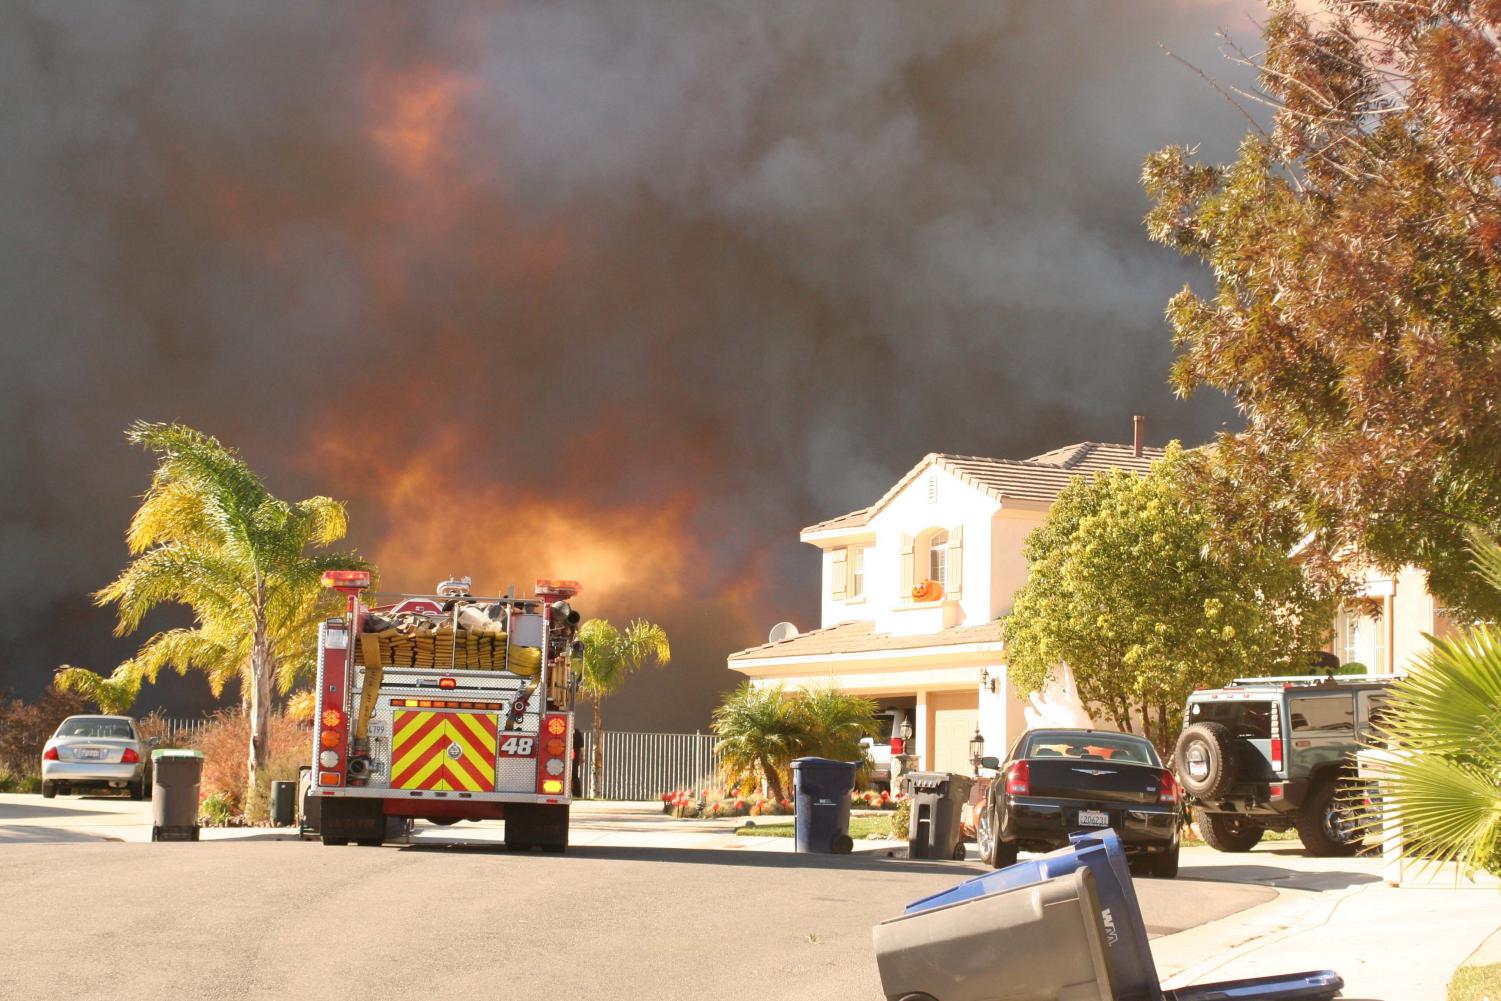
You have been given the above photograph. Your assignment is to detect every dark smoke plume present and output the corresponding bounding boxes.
[0,2,1253,730]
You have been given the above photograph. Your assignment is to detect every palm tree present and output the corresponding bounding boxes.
[94,422,366,792]
[711,682,807,801]
[579,617,671,795]
[54,664,144,716]
[794,686,879,763]
[1374,529,1501,877]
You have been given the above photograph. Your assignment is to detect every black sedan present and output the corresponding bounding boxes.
[974,728,1181,878]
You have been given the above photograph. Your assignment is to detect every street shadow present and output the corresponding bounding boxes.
[397,840,990,875]
[1179,862,1382,892]
[0,801,113,821]
[0,825,119,844]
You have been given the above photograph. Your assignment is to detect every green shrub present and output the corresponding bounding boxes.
[889,798,911,839]
[0,769,42,794]
[0,688,88,779]
[200,791,237,827]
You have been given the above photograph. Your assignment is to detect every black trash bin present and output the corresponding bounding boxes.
[791,757,858,854]
[905,771,974,860]
[270,780,296,827]
[150,749,204,842]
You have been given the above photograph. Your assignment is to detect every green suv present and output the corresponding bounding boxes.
[1173,675,1393,857]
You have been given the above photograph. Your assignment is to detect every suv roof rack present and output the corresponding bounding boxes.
[1228,673,1401,686]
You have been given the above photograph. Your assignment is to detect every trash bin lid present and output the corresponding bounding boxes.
[791,757,858,770]
[151,749,205,762]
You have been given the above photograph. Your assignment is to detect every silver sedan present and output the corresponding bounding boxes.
[42,715,155,800]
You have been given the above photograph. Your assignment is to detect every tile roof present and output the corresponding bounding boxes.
[799,442,1165,535]
[727,619,1002,662]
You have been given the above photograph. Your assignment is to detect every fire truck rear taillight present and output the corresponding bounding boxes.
[322,708,342,728]
[320,730,340,748]
[319,771,340,786]
[546,737,566,756]
[542,780,564,794]
[546,717,566,736]
[319,750,339,768]
[537,712,570,797]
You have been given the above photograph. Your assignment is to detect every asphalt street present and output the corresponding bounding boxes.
[0,796,1276,1001]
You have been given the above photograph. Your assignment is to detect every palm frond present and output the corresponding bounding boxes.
[94,543,248,634]
[1469,527,1501,600]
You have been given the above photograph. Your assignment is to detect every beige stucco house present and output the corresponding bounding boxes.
[728,438,1450,774]
[727,441,1161,774]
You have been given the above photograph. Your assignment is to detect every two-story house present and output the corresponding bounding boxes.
[727,440,1162,774]
[727,437,1455,776]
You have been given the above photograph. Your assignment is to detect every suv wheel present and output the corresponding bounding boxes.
[1174,722,1240,800]
[1195,809,1264,852]
[1297,774,1361,857]
[1151,845,1180,879]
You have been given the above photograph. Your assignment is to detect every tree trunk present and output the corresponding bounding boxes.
[760,753,784,802]
[1156,703,1172,760]
[1140,698,1152,745]
[247,601,272,805]
[590,700,604,799]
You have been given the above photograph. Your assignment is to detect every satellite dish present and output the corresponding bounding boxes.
[768,621,800,644]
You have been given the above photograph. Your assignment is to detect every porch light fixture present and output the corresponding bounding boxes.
[968,729,985,772]
[979,666,996,694]
[900,717,914,743]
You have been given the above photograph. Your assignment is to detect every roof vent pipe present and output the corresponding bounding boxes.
[1133,415,1144,457]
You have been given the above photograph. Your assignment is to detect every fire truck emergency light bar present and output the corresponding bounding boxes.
[321,570,371,590]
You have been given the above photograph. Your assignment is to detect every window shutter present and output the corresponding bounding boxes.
[946,524,963,597]
[900,534,914,598]
[830,548,847,601]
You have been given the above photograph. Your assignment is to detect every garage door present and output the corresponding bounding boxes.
[929,692,978,774]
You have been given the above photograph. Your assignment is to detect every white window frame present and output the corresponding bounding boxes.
[848,546,865,600]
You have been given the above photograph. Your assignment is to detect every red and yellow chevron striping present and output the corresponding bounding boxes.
[391,710,498,792]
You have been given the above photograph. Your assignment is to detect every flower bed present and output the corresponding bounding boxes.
[659,787,903,818]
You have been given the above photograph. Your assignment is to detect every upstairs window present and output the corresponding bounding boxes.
[928,530,948,585]
[849,546,865,599]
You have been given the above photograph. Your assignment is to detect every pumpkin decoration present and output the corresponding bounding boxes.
[911,579,944,602]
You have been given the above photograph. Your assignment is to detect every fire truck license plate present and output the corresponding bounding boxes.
[1077,810,1109,828]
[497,735,536,757]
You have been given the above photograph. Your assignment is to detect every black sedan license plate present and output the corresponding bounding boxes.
[1077,809,1109,827]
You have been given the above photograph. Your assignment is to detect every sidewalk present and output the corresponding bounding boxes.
[1155,845,1501,1001]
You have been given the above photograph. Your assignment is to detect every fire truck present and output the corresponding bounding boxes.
[309,570,583,849]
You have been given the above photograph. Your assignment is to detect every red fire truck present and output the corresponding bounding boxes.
[310,570,583,849]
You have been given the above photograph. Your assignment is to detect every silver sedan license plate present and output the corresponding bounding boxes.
[77,748,104,760]
[1077,809,1109,827]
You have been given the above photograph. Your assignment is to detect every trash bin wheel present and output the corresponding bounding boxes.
[951,841,968,861]
[190,828,200,842]
[830,833,854,854]
[896,994,938,1001]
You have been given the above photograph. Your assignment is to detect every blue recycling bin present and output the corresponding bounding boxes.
[895,828,1343,1001]
[907,829,1156,1000]
[791,757,857,854]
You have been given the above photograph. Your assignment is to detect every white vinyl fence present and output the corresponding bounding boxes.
[157,717,209,741]
[579,730,722,801]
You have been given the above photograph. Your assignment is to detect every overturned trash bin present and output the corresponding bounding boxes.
[792,757,857,854]
[874,827,1344,1001]
[150,749,204,843]
[905,771,973,860]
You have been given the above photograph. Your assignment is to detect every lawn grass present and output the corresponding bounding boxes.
[1180,826,1302,847]
[1449,962,1501,1001]
[735,814,894,840]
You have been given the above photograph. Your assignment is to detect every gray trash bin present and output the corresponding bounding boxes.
[792,757,858,854]
[874,866,1117,1000]
[150,749,204,842]
[905,771,974,860]
[270,780,296,826]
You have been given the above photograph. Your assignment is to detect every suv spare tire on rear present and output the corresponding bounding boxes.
[1174,722,1239,800]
